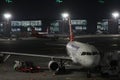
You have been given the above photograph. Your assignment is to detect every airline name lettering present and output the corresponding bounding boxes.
[71,45,79,50]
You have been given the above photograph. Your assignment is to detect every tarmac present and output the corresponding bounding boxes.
[0,36,120,80]
[0,55,119,80]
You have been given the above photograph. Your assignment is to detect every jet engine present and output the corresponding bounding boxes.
[48,61,59,71]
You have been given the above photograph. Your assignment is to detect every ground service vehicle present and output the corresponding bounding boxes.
[14,60,40,73]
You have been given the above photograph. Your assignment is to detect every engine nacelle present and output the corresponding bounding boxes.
[48,61,59,71]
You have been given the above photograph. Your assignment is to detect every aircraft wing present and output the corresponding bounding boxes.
[0,51,71,60]
[75,34,120,38]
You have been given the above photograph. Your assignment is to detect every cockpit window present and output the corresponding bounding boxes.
[81,52,92,55]
[81,52,99,56]
[87,52,91,55]
[81,52,87,55]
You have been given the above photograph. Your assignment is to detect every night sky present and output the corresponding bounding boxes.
[1,0,120,32]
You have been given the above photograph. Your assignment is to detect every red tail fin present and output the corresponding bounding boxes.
[69,19,74,41]
[70,33,74,41]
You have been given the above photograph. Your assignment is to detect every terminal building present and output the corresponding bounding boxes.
[0,19,87,37]
[97,19,120,34]
[0,20,43,37]
[1,18,120,37]
[97,19,108,34]
[50,20,87,35]
[11,20,42,32]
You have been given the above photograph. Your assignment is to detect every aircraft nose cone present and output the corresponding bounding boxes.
[82,59,94,67]
[83,56,100,68]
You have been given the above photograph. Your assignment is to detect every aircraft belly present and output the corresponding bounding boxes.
[78,56,96,67]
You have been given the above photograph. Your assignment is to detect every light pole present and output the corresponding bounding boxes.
[4,13,12,23]
[112,11,119,19]
[3,13,12,37]
[111,11,119,34]
[61,13,73,41]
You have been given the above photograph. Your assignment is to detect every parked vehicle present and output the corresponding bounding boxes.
[14,60,40,73]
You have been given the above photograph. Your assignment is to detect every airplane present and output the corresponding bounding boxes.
[0,23,101,76]
[31,27,48,38]
[30,27,68,39]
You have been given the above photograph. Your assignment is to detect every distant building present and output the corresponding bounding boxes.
[0,22,4,33]
[108,19,118,34]
[0,20,43,37]
[97,19,120,34]
[50,20,87,35]
[11,20,42,32]
[118,19,120,33]
[97,19,108,34]
[71,20,87,35]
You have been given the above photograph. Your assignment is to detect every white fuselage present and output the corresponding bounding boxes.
[66,41,100,68]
